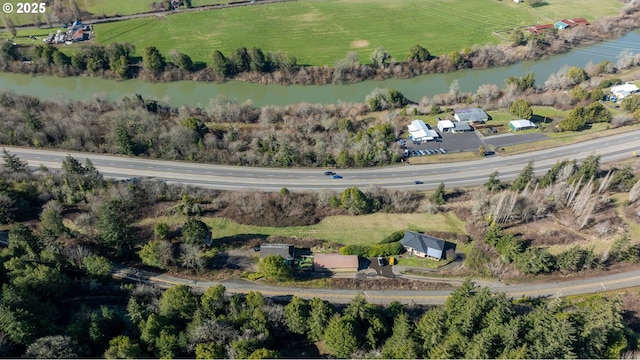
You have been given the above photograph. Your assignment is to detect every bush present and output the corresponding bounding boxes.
[339,242,403,257]
[379,230,405,244]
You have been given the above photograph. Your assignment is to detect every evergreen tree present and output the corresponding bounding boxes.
[430,182,446,205]
[511,160,534,191]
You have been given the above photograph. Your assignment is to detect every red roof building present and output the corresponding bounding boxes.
[527,24,554,34]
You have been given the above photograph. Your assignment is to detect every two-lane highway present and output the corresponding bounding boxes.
[3,130,639,191]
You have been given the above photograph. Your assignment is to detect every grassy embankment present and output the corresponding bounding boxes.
[82,0,622,66]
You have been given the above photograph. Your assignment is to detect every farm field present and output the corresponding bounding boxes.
[137,211,468,246]
[92,0,624,66]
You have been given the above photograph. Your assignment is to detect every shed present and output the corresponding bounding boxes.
[555,21,570,30]
[401,231,445,260]
[527,24,554,34]
[437,119,455,133]
[259,243,294,261]
[509,119,537,131]
[313,254,359,272]
[454,108,489,124]
[408,120,440,142]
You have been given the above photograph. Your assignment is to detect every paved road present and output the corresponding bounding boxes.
[3,130,639,191]
[113,265,640,305]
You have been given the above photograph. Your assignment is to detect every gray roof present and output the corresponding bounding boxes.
[260,243,294,260]
[454,108,488,122]
[400,231,444,253]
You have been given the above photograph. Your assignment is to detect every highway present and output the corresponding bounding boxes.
[113,265,640,305]
[3,130,640,191]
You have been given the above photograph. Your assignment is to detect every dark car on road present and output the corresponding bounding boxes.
[415,180,424,184]
[332,174,342,179]
[324,171,335,176]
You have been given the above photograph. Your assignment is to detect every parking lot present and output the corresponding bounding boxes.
[402,131,484,158]
[402,129,549,158]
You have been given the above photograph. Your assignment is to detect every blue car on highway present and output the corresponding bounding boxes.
[332,174,342,179]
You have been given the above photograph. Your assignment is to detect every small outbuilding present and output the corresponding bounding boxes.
[437,119,455,133]
[313,254,359,272]
[527,23,554,34]
[452,121,473,133]
[509,119,537,131]
[259,243,294,261]
[454,108,489,124]
[400,230,445,260]
[555,21,570,30]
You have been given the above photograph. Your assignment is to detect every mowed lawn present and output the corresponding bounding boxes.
[138,211,467,246]
[92,0,622,66]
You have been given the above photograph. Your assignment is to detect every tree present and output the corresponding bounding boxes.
[104,336,142,359]
[138,240,174,269]
[559,106,588,132]
[382,312,419,359]
[285,296,310,335]
[25,335,82,359]
[511,160,534,191]
[430,182,446,205]
[39,200,67,240]
[52,51,70,68]
[179,243,208,271]
[567,66,588,85]
[200,284,226,319]
[195,342,226,359]
[407,44,431,62]
[169,49,193,71]
[324,315,359,358]
[258,254,293,281]
[211,50,231,76]
[509,99,533,120]
[340,187,372,215]
[97,200,135,255]
[82,255,113,282]
[485,171,504,192]
[154,222,170,240]
[621,94,640,113]
[510,29,526,47]
[248,47,269,72]
[248,348,280,359]
[585,102,611,123]
[308,297,334,341]
[2,149,27,172]
[448,51,463,66]
[371,47,391,68]
[159,284,197,320]
[0,42,20,63]
[142,46,165,73]
[180,218,210,246]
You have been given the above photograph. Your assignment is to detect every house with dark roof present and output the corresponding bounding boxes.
[313,254,359,272]
[259,244,294,261]
[400,231,445,260]
[454,108,489,124]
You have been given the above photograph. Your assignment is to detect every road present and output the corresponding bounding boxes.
[3,130,639,191]
[113,265,640,305]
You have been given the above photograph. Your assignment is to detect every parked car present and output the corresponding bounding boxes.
[332,174,343,179]
[377,257,385,266]
[439,148,447,154]
[253,245,261,252]
[324,171,335,176]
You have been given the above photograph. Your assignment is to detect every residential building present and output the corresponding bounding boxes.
[400,230,445,260]
[437,119,455,133]
[259,244,294,261]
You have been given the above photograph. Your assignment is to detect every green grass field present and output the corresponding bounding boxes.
[89,0,623,66]
[138,211,467,246]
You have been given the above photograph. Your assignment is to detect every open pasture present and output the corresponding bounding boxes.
[92,0,623,66]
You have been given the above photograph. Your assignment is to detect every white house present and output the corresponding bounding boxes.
[437,119,455,133]
[509,119,537,131]
[611,83,640,101]
[408,120,440,142]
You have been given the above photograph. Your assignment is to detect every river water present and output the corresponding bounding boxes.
[1,30,639,107]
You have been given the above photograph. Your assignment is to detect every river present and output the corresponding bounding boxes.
[1,30,639,108]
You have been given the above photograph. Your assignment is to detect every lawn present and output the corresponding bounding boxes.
[138,211,468,246]
[90,0,623,66]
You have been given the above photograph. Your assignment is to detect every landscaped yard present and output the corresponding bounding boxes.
[90,0,623,66]
[137,211,467,246]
